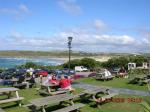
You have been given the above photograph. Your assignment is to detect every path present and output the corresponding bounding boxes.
[73,83,150,96]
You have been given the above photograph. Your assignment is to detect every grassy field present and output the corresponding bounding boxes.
[0,77,150,112]
[74,77,150,91]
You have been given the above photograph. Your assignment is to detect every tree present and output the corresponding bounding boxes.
[24,62,38,68]
[80,58,96,69]
[102,56,129,69]
[63,59,81,69]
[63,58,98,70]
[129,56,149,66]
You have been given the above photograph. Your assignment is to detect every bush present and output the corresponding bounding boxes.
[16,62,41,69]
[63,59,81,69]
[129,55,149,66]
[0,68,4,73]
[80,58,96,69]
[23,62,38,68]
[128,68,149,76]
[101,55,150,69]
[16,62,64,70]
[63,58,99,70]
[101,56,129,69]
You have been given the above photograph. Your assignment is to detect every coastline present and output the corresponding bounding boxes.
[0,55,110,62]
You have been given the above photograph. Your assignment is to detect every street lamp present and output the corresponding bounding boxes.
[68,37,73,75]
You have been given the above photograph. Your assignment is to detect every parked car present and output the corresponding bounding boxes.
[54,69,63,75]
[75,66,88,72]
[14,69,27,78]
[62,68,75,75]
[34,70,48,77]
[42,69,53,74]
[0,72,13,79]
[0,68,17,79]
[6,68,17,73]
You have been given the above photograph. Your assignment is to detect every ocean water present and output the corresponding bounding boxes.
[0,57,65,68]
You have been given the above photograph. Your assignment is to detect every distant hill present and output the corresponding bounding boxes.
[0,50,149,59]
[0,50,99,58]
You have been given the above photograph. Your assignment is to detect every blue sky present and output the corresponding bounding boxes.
[0,0,150,52]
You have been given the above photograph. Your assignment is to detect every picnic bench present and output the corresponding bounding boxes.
[0,88,24,106]
[80,88,110,101]
[81,88,118,108]
[29,93,80,112]
[13,83,27,89]
[0,108,5,112]
[83,88,110,95]
[11,78,18,85]
[141,79,150,84]
[51,103,85,112]
[128,75,150,85]
[38,84,68,96]
[93,93,118,108]
[11,77,35,89]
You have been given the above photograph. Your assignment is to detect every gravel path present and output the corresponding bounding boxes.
[73,83,150,96]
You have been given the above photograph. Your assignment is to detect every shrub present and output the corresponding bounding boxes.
[101,55,150,70]
[80,58,96,69]
[63,59,81,69]
[63,58,99,70]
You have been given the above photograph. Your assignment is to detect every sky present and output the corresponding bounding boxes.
[0,0,150,53]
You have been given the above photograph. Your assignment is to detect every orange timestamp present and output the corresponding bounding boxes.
[104,97,142,103]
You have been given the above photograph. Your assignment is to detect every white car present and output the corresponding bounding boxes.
[75,66,88,72]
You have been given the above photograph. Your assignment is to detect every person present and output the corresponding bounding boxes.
[42,74,52,85]
[18,75,25,84]
[29,75,35,88]
[118,66,127,78]
[28,68,34,76]
[29,75,35,84]
[59,75,74,92]
[49,74,58,84]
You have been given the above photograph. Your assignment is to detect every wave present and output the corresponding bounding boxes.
[0,57,65,68]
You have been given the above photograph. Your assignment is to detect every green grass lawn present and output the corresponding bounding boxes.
[0,87,84,112]
[0,87,42,112]
[74,77,150,91]
[80,94,150,112]
[0,79,150,112]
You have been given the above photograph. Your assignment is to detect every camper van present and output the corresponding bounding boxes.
[75,66,88,72]
[128,63,136,70]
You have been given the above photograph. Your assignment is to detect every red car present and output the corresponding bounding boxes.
[37,71,48,77]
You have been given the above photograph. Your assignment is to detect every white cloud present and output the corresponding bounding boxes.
[3,30,142,52]
[1,20,150,52]
[58,0,82,15]
[93,19,107,30]
[10,31,22,40]
[19,4,29,13]
[93,35,135,45]
[137,28,150,49]
[0,4,29,19]
[0,8,19,14]
[142,38,150,45]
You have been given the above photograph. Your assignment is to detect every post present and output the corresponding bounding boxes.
[69,46,71,74]
[68,37,73,75]
[149,60,150,74]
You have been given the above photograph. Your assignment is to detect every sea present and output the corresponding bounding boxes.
[0,57,65,69]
